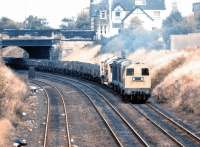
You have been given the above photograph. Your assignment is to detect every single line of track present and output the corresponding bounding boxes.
[30,81,50,147]
[31,80,71,147]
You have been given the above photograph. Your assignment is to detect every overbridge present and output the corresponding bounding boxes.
[1,39,60,60]
[0,29,97,60]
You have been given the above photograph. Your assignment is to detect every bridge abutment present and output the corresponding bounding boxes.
[50,44,61,60]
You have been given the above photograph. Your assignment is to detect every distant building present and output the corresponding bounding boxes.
[90,0,166,39]
[193,2,200,16]
[171,33,200,50]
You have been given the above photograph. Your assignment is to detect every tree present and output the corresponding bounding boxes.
[162,10,193,48]
[75,11,90,30]
[0,17,22,29]
[60,10,91,30]
[24,15,50,29]
[163,11,183,28]
[59,17,76,29]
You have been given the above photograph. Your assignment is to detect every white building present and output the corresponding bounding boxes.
[90,0,166,39]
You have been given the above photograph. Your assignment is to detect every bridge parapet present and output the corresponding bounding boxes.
[2,39,58,47]
[0,29,97,41]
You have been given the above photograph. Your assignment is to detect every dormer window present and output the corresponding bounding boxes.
[100,11,107,19]
[115,11,121,17]
[135,0,146,6]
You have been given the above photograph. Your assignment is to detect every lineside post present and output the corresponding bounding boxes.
[28,66,36,79]
[0,34,2,58]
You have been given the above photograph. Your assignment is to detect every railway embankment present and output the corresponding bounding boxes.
[0,61,29,145]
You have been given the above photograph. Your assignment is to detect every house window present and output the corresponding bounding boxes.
[154,11,160,18]
[135,0,146,6]
[115,11,121,17]
[100,11,106,19]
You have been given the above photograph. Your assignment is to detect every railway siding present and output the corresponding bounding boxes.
[32,80,70,147]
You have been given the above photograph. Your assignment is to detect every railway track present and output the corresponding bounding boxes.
[38,73,149,147]
[31,80,71,147]
[147,103,200,139]
[37,72,200,147]
[147,103,200,145]
[132,104,200,147]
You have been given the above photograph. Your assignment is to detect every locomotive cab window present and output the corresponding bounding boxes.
[126,68,134,76]
[142,68,149,76]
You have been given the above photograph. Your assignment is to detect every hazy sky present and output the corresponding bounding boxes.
[0,0,197,28]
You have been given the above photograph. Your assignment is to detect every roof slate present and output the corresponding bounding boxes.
[112,0,133,11]
[137,0,166,10]
[111,0,166,11]
[122,7,154,22]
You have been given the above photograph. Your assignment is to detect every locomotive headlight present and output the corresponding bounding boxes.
[141,77,144,81]
[132,77,144,81]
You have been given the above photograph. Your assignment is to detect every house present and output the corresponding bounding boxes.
[90,0,166,39]
[193,2,200,17]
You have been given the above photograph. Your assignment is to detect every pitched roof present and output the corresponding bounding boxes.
[122,7,154,22]
[90,0,166,17]
[137,0,166,10]
[112,0,165,11]
[112,0,133,11]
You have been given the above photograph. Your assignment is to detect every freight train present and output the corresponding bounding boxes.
[3,57,151,102]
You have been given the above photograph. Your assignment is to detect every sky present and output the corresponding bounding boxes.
[0,0,197,28]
